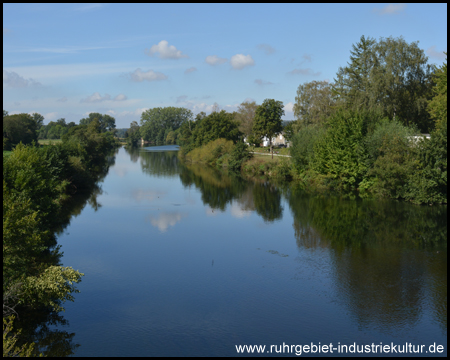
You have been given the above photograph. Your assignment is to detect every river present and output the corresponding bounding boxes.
[45,145,447,356]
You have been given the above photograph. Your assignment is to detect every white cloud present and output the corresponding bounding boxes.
[81,92,111,103]
[255,79,273,86]
[426,46,446,60]
[257,43,275,55]
[284,102,295,119]
[230,202,252,219]
[146,40,188,59]
[373,3,406,15]
[147,212,188,232]
[129,68,168,82]
[184,67,197,74]
[288,68,321,76]
[114,94,127,101]
[3,70,42,88]
[205,55,228,66]
[230,54,255,70]
[44,112,58,121]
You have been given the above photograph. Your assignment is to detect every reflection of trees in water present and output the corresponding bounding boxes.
[180,164,248,211]
[14,308,79,356]
[14,152,116,357]
[252,182,283,222]
[140,151,181,177]
[286,185,447,334]
[123,145,140,163]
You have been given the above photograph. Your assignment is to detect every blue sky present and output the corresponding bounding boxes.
[3,3,447,128]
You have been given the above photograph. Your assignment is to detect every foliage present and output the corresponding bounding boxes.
[183,138,234,167]
[79,112,116,133]
[293,80,336,126]
[191,110,241,148]
[140,107,193,145]
[125,121,141,147]
[427,54,447,130]
[3,113,38,150]
[252,99,284,157]
[235,100,258,139]
[290,124,326,172]
[364,118,416,169]
[228,141,253,172]
[406,121,447,204]
[38,118,76,140]
[3,316,38,357]
[366,134,416,199]
[333,35,434,132]
[312,110,367,190]
[31,113,45,130]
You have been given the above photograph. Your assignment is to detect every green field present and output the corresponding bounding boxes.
[38,139,63,146]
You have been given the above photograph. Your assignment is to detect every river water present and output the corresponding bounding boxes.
[50,145,446,356]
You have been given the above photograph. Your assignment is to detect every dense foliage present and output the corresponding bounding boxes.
[3,113,39,150]
[3,115,119,355]
[288,36,447,204]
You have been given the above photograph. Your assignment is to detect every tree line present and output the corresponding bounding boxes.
[3,113,120,356]
[124,35,446,204]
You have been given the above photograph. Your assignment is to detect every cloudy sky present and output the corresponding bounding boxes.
[3,3,447,128]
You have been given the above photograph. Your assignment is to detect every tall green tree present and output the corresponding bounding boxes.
[125,121,141,147]
[31,113,45,130]
[333,35,434,132]
[333,35,377,110]
[427,54,447,130]
[234,100,258,141]
[252,99,285,158]
[191,110,241,147]
[294,80,336,127]
[3,113,38,150]
[79,113,116,133]
[140,107,193,145]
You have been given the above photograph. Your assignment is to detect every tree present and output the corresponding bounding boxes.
[333,35,377,110]
[427,54,447,130]
[31,113,45,130]
[4,110,9,118]
[125,121,141,147]
[293,81,336,127]
[191,110,241,147]
[235,100,258,141]
[3,114,38,150]
[333,35,434,132]
[252,99,285,158]
[79,113,116,133]
[140,107,193,145]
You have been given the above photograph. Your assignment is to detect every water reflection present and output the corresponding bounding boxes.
[147,212,189,232]
[16,150,117,356]
[287,185,447,335]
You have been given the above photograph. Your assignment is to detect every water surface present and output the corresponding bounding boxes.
[52,146,447,356]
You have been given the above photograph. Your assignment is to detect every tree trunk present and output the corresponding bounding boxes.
[270,139,273,159]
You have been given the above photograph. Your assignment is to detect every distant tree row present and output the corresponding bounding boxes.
[3,112,117,150]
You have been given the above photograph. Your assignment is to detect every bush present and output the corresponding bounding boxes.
[228,141,252,172]
[290,124,325,172]
[406,121,447,204]
[184,138,234,166]
[312,110,367,191]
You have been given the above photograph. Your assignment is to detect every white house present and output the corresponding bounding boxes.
[244,132,289,147]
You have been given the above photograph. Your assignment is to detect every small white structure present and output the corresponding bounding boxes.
[407,134,431,147]
[244,132,288,147]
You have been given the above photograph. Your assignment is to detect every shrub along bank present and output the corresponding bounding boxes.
[3,118,120,356]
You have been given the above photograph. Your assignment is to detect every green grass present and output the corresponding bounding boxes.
[3,151,13,158]
[248,146,290,156]
[38,139,63,146]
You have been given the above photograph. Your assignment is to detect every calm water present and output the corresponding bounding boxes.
[47,146,446,356]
